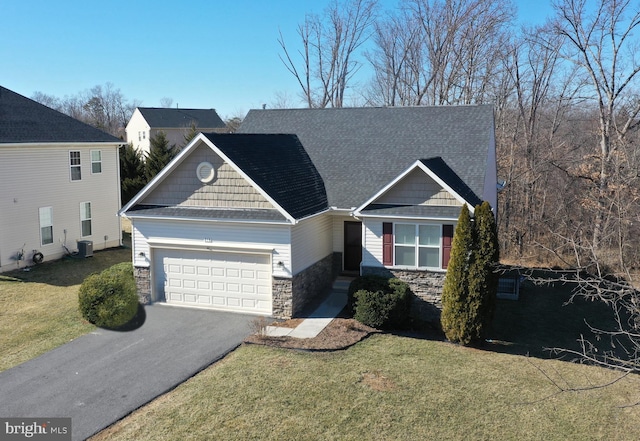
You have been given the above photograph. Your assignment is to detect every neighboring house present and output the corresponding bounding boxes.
[120,106,496,320]
[125,107,227,156]
[0,86,124,273]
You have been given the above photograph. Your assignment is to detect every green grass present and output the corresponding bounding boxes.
[91,335,640,441]
[0,245,131,371]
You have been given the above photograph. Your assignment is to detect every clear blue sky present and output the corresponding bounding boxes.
[1,0,552,120]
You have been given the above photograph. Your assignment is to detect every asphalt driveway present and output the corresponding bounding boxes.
[0,305,255,441]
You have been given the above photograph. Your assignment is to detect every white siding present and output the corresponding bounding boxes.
[483,130,498,213]
[0,143,122,272]
[362,218,384,268]
[290,214,333,274]
[125,109,150,154]
[331,214,354,253]
[131,218,292,278]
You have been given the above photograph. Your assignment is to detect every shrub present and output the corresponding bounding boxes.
[78,262,138,328]
[441,203,499,346]
[352,277,410,330]
[347,275,390,314]
[441,205,474,344]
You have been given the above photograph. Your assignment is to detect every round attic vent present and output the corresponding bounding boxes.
[196,161,215,183]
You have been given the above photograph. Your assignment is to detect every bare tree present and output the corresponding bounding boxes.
[366,0,515,106]
[551,0,640,252]
[514,0,640,379]
[160,97,174,108]
[31,83,139,138]
[279,0,378,108]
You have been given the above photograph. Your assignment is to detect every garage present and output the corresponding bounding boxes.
[153,248,272,315]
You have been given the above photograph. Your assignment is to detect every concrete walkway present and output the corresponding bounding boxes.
[265,276,352,338]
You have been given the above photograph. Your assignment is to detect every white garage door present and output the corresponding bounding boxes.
[154,249,272,315]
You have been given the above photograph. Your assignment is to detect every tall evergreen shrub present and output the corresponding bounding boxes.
[145,131,178,181]
[441,202,500,345]
[440,205,474,344]
[467,202,500,343]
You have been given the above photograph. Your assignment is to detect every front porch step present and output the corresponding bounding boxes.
[332,276,355,292]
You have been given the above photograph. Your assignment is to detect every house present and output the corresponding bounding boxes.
[120,106,496,320]
[0,86,124,273]
[125,107,227,156]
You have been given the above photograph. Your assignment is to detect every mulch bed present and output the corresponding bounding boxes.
[244,318,380,351]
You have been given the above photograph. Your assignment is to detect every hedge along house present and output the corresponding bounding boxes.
[121,106,496,320]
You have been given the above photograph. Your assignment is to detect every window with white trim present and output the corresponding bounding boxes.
[91,150,102,174]
[39,207,53,245]
[80,202,92,237]
[69,151,81,181]
[394,223,441,269]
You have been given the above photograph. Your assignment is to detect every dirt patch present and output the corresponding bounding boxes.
[244,318,379,351]
[359,371,396,391]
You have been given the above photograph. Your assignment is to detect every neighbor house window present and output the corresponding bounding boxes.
[80,202,92,237]
[384,223,452,270]
[39,207,53,245]
[70,151,81,181]
[91,150,102,174]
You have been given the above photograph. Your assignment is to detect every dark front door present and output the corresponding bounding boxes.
[344,221,362,272]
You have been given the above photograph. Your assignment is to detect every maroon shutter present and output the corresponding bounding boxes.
[442,224,454,269]
[382,222,393,266]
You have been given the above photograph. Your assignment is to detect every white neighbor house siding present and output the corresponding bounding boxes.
[130,218,292,278]
[125,109,150,154]
[290,213,333,275]
[0,143,122,272]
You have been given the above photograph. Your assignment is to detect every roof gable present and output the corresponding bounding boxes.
[139,143,275,210]
[136,107,226,129]
[239,106,494,209]
[0,86,122,144]
[203,133,328,220]
[121,133,328,222]
[355,158,482,218]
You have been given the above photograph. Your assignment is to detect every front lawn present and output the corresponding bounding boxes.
[92,334,640,441]
[0,246,131,371]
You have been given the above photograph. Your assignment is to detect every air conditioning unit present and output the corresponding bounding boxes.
[77,240,94,258]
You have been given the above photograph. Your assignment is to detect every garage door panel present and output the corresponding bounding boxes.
[155,249,272,315]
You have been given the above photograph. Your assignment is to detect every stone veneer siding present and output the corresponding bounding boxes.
[134,266,151,304]
[362,266,446,323]
[272,253,338,319]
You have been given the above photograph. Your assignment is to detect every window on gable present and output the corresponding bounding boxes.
[91,150,102,174]
[80,202,92,237]
[39,207,53,245]
[138,131,141,141]
[70,151,81,181]
[392,223,444,269]
[142,131,146,139]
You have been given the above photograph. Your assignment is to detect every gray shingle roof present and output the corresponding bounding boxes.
[138,107,226,129]
[360,204,464,219]
[202,133,328,220]
[239,106,494,209]
[127,206,288,222]
[0,86,122,144]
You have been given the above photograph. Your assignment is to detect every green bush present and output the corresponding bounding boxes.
[347,275,390,314]
[78,262,138,328]
[352,277,410,330]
